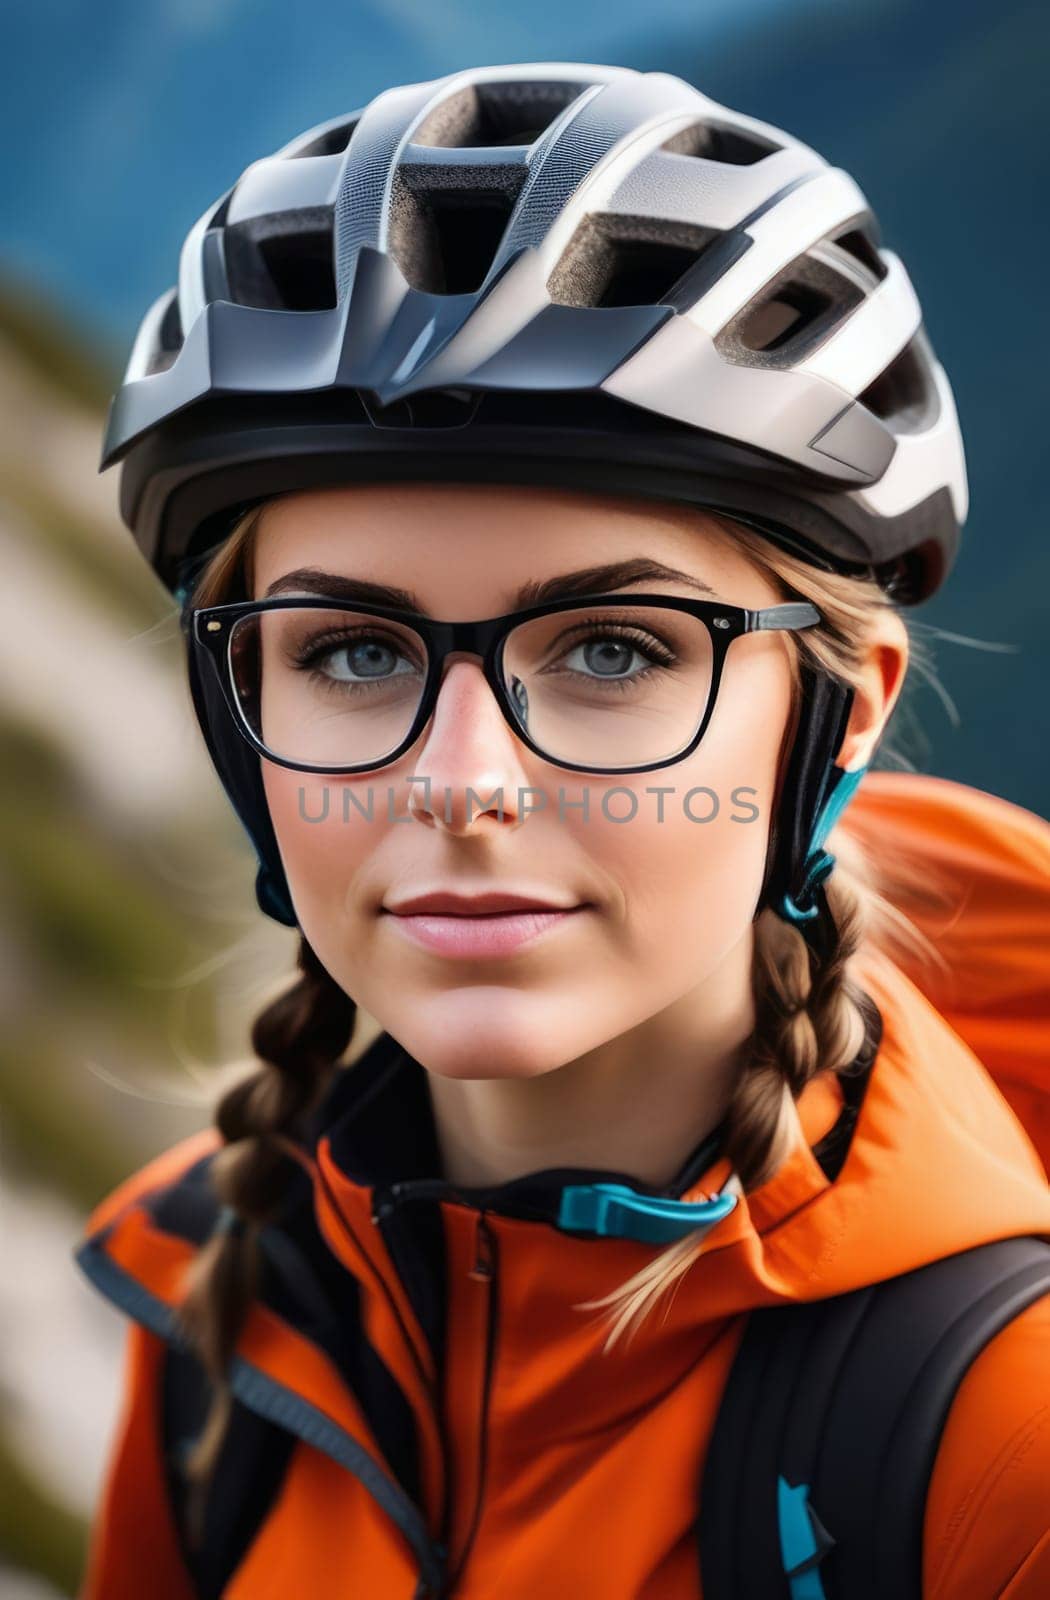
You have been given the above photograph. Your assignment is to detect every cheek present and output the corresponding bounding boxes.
[584,785,770,974]
[582,654,789,970]
[261,767,374,923]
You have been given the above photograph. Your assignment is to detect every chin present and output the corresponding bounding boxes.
[375,985,590,1081]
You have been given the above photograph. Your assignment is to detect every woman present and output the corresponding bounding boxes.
[75,62,1050,1599]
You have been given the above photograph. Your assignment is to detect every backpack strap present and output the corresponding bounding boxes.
[698,1234,1050,1599]
[161,1342,298,1600]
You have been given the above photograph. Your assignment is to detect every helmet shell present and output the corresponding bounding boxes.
[102,61,967,606]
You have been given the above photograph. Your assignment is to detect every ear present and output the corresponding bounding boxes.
[836,609,909,772]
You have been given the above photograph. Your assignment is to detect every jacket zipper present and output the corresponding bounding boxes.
[334,1171,513,1596]
[438,1209,500,1598]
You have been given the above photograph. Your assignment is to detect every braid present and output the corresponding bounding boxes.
[174,934,356,1543]
[723,864,868,1192]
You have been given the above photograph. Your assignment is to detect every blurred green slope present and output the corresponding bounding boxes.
[0,276,290,1597]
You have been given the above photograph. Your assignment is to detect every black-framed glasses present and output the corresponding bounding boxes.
[191,592,821,777]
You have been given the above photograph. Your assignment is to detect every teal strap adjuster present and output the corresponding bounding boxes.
[557,1180,739,1244]
[780,763,868,926]
[780,848,836,924]
[777,1477,835,1600]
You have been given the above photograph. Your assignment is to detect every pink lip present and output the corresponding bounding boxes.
[380,905,590,958]
[384,889,579,915]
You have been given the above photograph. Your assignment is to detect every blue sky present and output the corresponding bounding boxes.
[3,0,870,342]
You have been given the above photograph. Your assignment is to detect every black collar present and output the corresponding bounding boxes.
[305,991,883,1228]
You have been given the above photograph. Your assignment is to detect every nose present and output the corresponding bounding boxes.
[404,654,535,832]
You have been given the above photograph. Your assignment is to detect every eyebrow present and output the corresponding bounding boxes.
[263,559,720,611]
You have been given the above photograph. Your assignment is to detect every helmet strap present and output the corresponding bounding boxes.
[756,665,859,965]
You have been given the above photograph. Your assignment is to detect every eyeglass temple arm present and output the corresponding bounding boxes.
[748,602,821,631]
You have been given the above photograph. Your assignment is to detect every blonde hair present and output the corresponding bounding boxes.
[173,494,950,1523]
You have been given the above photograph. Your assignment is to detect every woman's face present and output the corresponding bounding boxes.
[252,482,795,1081]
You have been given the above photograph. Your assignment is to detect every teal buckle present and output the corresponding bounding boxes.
[557,1181,738,1244]
[777,1477,834,1600]
[779,848,835,924]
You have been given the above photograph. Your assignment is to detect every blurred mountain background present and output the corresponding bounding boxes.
[0,0,1046,1593]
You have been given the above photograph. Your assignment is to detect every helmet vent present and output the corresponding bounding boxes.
[290,118,360,158]
[739,283,834,353]
[224,211,337,310]
[412,80,589,149]
[547,214,721,308]
[831,222,888,283]
[716,252,865,368]
[858,335,935,430]
[389,175,521,294]
[144,292,184,376]
[358,386,485,428]
[660,120,781,166]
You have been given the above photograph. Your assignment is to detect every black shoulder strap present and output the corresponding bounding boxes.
[161,1342,298,1600]
[698,1234,1050,1600]
[150,1160,301,1599]
[151,1145,425,1597]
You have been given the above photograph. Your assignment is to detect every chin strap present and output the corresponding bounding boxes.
[776,760,868,968]
[178,568,299,929]
[756,665,865,970]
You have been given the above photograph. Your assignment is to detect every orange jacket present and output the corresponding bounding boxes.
[73,774,1050,1599]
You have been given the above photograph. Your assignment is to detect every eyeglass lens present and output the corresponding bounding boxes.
[227,602,715,770]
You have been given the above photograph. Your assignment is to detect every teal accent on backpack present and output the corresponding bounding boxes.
[777,1477,829,1600]
[557,1182,738,1244]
